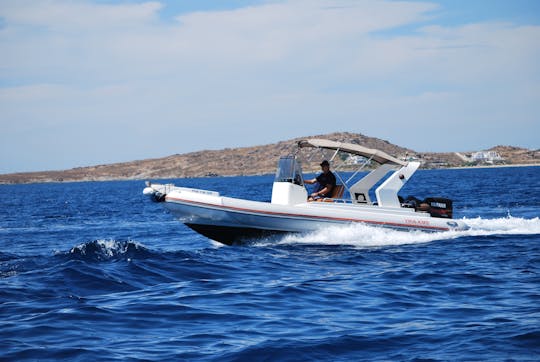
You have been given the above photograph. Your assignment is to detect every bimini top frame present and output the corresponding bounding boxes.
[297,139,406,166]
[296,138,418,207]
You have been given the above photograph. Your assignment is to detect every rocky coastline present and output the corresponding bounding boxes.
[1,132,538,184]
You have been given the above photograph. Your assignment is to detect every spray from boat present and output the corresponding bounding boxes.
[272,216,540,248]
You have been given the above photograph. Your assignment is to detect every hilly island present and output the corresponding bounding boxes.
[1,132,538,184]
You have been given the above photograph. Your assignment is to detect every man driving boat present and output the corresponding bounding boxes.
[305,160,336,200]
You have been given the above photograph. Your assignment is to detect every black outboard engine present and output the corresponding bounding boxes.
[400,196,454,218]
[423,197,453,219]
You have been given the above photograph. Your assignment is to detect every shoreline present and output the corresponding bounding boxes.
[1,163,539,185]
[1,131,537,184]
[448,163,540,170]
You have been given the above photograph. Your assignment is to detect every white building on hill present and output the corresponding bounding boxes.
[471,151,504,163]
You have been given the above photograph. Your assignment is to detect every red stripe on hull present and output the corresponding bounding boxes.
[166,196,449,232]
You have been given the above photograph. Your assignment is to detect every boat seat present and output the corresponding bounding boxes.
[318,184,345,202]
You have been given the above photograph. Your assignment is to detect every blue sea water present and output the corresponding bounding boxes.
[1,166,539,361]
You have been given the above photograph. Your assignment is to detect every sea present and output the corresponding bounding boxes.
[1,166,539,361]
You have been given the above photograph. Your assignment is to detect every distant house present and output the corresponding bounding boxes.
[400,154,419,162]
[470,151,504,164]
[346,155,368,165]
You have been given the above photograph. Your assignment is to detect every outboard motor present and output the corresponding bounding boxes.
[423,197,453,219]
[401,196,453,218]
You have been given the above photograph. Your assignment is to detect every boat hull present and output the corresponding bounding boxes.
[185,224,289,245]
[160,187,468,245]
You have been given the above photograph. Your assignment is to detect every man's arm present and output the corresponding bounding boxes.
[311,183,333,198]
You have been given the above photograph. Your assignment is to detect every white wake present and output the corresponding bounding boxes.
[275,216,540,248]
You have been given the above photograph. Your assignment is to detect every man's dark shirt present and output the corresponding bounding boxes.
[315,171,336,197]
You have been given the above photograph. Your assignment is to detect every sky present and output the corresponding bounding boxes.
[1,0,539,173]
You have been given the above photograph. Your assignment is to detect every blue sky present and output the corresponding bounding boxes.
[1,0,539,173]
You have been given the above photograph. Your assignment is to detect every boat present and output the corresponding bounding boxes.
[143,139,469,245]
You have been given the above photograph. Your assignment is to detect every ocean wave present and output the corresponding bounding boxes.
[67,239,153,262]
[272,216,540,248]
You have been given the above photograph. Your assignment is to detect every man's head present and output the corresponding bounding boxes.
[320,160,330,170]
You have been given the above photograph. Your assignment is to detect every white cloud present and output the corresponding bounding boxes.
[1,0,162,29]
[0,0,539,172]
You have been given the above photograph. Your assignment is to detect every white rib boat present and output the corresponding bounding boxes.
[143,139,468,245]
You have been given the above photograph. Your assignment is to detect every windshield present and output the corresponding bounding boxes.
[275,156,304,185]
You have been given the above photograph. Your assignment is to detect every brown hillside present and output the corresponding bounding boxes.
[0,132,537,184]
[0,132,411,184]
[488,145,539,164]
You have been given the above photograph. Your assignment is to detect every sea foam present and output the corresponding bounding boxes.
[69,239,148,261]
[275,216,540,248]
